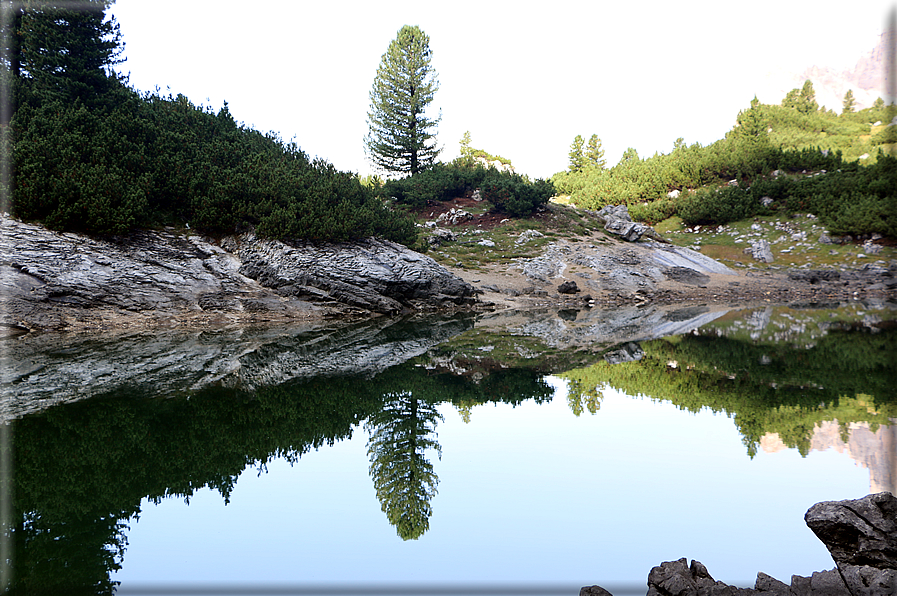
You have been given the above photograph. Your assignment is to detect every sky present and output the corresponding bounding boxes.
[109,1,895,180]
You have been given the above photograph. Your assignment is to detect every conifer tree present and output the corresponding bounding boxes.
[568,134,586,172]
[798,80,818,114]
[586,134,606,169]
[14,0,124,107]
[365,393,442,540]
[365,25,441,175]
[842,89,856,114]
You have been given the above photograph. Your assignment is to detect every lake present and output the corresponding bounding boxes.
[2,300,895,595]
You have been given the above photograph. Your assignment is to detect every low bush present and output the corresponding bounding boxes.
[10,87,418,246]
[480,173,554,217]
[383,163,554,217]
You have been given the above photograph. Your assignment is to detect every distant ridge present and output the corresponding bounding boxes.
[763,28,894,112]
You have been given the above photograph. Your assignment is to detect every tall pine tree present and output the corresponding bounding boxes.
[568,134,585,172]
[586,134,606,169]
[365,25,440,175]
[365,392,442,540]
[14,0,124,108]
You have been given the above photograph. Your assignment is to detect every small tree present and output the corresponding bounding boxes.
[842,89,856,114]
[735,97,768,144]
[365,25,441,175]
[568,134,586,172]
[586,134,606,169]
[798,80,818,114]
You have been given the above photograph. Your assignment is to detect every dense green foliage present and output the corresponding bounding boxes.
[365,25,441,175]
[552,84,897,237]
[561,322,897,457]
[5,2,417,245]
[380,161,554,217]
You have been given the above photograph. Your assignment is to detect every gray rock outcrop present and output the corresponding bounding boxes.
[583,492,897,596]
[0,215,475,330]
[517,239,734,296]
[806,492,897,594]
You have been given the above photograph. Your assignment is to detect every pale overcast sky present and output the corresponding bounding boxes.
[109,1,894,179]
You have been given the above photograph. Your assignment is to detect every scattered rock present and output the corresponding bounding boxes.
[788,270,841,284]
[864,240,883,255]
[435,208,473,226]
[515,229,545,245]
[584,493,897,596]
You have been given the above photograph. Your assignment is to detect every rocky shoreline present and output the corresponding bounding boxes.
[0,214,476,332]
[582,492,897,596]
[0,213,894,333]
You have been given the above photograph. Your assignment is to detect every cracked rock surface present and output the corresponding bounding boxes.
[0,216,475,330]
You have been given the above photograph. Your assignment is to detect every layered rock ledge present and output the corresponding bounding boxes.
[0,216,476,331]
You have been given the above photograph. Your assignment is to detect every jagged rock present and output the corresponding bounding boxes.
[585,490,897,596]
[760,196,774,207]
[645,558,756,596]
[837,565,897,596]
[745,240,774,263]
[558,280,580,294]
[0,215,476,329]
[663,266,711,286]
[233,233,477,314]
[595,205,668,243]
[805,492,897,569]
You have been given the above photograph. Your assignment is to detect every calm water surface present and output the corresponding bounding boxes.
[3,301,895,594]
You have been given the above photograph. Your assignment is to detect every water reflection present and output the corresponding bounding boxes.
[2,301,895,592]
[366,392,443,540]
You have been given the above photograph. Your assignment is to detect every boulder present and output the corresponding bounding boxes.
[558,280,580,294]
[805,492,897,569]
[595,205,668,243]
[427,227,456,247]
[745,240,774,263]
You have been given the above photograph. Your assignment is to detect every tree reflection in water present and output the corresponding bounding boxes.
[366,391,443,540]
